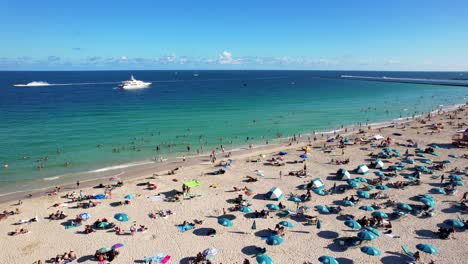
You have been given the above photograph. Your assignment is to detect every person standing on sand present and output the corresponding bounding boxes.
[182,156,186,162]
[440,175,445,184]
[76,181,80,188]
[279,170,282,180]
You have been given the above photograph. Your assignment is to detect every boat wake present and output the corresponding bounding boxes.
[14,81,52,87]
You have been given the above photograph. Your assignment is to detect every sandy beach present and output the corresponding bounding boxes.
[0,106,467,264]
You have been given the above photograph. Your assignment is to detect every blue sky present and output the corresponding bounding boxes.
[1,0,467,70]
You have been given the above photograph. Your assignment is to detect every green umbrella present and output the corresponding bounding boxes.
[256,254,273,264]
[359,205,374,211]
[357,230,377,241]
[318,255,339,264]
[371,211,388,218]
[416,244,439,254]
[361,246,381,256]
[279,221,294,228]
[344,220,361,230]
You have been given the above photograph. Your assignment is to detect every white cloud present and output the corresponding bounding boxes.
[120,56,128,61]
[218,51,240,64]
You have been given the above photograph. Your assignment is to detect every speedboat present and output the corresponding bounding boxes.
[14,81,50,87]
[118,75,151,90]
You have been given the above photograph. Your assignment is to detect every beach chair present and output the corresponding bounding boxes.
[401,245,415,259]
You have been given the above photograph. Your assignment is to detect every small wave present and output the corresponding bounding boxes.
[43,176,60,181]
[88,161,153,173]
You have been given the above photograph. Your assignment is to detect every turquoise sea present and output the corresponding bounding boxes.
[0,70,466,194]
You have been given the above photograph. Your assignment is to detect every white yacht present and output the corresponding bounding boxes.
[118,75,151,90]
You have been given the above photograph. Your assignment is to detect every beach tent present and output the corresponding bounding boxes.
[311,178,325,190]
[374,159,385,169]
[183,179,202,188]
[337,168,351,180]
[356,164,370,175]
[268,187,284,201]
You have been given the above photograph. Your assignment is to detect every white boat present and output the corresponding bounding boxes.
[118,75,151,90]
[14,81,51,87]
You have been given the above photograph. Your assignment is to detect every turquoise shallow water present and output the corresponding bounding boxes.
[0,70,466,194]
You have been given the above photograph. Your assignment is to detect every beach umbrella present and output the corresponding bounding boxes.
[453,181,464,186]
[371,211,388,218]
[266,235,284,246]
[404,176,417,181]
[256,254,273,264]
[124,194,135,200]
[342,200,355,207]
[266,204,280,211]
[359,205,374,212]
[251,220,257,230]
[239,206,252,213]
[218,218,233,227]
[416,244,439,254]
[344,220,362,230]
[416,153,425,157]
[79,213,91,220]
[356,177,368,183]
[443,219,465,228]
[420,198,435,208]
[111,243,124,250]
[449,174,462,181]
[279,221,294,228]
[357,190,370,199]
[361,246,381,256]
[431,188,446,195]
[97,247,111,253]
[246,189,256,196]
[397,202,413,211]
[347,179,360,188]
[421,159,432,165]
[202,248,218,260]
[318,255,339,264]
[442,160,452,164]
[299,154,308,159]
[268,187,283,201]
[364,226,381,236]
[448,154,458,158]
[357,230,377,241]
[289,197,302,203]
[315,205,330,214]
[405,157,415,164]
[94,194,106,199]
[114,213,129,222]
[376,184,389,190]
[374,171,386,178]
[97,222,110,229]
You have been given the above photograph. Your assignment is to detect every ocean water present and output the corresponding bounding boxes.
[0,70,466,194]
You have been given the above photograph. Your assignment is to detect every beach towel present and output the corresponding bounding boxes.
[177,224,194,232]
[183,180,202,188]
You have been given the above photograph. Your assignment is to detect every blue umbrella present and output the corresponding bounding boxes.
[449,174,462,181]
[420,198,435,208]
[357,190,370,199]
[114,213,129,222]
[266,204,280,211]
[448,154,458,158]
[359,205,375,211]
[289,197,302,203]
[453,181,464,186]
[94,194,106,199]
[342,200,355,207]
[361,246,381,256]
[279,151,288,156]
[442,160,452,164]
[344,220,362,230]
[218,218,233,227]
[405,157,415,164]
[347,179,360,188]
[431,188,446,195]
[364,226,381,236]
[397,202,413,211]
[279,221,294,228]
[111,243,124,250]
[318,256,339,264]
[376,184,389,190]
[266,235,284,246]
[357,230,377,241]
[356,177,368,183]
[443,219,465,228]
[124,194,134,199]
[299,154,308,159]
[315,205,330,214]
[239,206,252,213]
[79,212,91,220]
[416,244,439,254]
[256,254,273,264]
[371,211,388,218]
[374,171,386,177]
